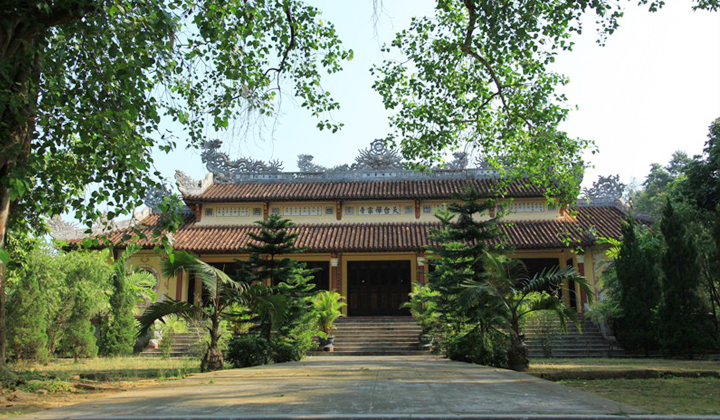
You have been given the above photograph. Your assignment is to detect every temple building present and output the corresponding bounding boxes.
[56,140,629,317]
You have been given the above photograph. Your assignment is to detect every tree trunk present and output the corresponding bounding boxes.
[0,23,44,371]
[201,312,223,372]
[507,318,528,372]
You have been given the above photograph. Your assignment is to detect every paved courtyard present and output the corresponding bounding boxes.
[27,355,643,419]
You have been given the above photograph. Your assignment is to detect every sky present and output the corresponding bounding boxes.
[151,0,720,191]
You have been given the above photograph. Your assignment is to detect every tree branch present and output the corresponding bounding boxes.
[460,0,508,110]
[263,2,297,79]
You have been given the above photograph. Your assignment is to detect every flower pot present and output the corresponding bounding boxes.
[418,333,433,348]
[318,336,335,350]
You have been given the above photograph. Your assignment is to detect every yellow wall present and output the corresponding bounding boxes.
[128,251,178,302]
[197,203,265,226]
[129,246,592,314]
[343,200,414,222]
[195,198,563,226]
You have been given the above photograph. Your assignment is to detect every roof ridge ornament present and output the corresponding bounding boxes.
[202,139,283,182]
[175,170,214,196]
[352,139,405,170]
[578,174,625,206]
[205,139,496,184]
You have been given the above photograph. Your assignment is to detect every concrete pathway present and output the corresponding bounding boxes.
[26,355,644,419]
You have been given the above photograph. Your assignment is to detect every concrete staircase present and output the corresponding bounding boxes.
[324,316,428,355]
[139,326,205,357]
[524,315,624,358]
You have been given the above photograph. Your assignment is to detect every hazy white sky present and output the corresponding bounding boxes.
[153,0,720,190]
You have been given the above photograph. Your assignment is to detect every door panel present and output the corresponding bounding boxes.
[347,260,411,316]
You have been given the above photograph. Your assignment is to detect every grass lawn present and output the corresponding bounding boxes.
[558,377,720,415]
[1,357,200,417]
[529,358,720,415]
[529,357,719,379]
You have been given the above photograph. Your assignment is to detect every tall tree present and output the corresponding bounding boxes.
[0,0,352,367]
[426,187,501,329]
[241,215,306,287]
[140,251,260,372]
[614,216,660,356]
[240,214,313,341]
[99,244,155,356]
[372,1,718,203]
[683,118,720,213]
[459,252,589,371]
[657,199,707,358]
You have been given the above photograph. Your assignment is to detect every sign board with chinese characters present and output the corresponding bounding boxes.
[351,204,403,216]
[506,201,545,213]
[282,206,324,217]
[212,207,256,217]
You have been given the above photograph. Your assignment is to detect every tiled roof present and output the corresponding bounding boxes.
[184,179,545,202]
[87,206,626,253]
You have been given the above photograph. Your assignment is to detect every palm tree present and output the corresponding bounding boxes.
[459,251,592,371]
[138,251,279,372]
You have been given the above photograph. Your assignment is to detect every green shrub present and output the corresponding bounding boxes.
[445,329,508,368]
[59,285,99,359]
[270,337,303,363]
[524,311,558,358]
[270,325,316,363]
[227,334,270,368]
[22,380,74,393]
[6,267,49,361]
[100,246,144,357]
[189,319,233,359]
[314,290,345,337]
[154,316,189,359]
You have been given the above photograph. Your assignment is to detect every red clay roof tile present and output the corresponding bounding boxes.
[89,206,625,253]
[185,179,546,202]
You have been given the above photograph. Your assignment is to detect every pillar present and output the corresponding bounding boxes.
[576,255,587,313]
[560,257,571,306]
[330,252,341,293]
[416,252,426,284]
[175,270,184,301]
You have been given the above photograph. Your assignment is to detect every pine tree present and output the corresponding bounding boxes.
[100,246,141,356]
[60,285,99,360]
[614,216,660,355]
[426,187,501,328]
[6,271,48,361]
[658,198,707,358]
[425,187,508,367]
[242,215,305,286]
[241,215,313,341]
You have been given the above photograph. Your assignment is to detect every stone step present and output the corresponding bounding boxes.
[312,350,428,356]
[528,345,615,351]
[335,337,419,341]
[527,337,608,342]
[140,351,195,357]
[334,332,420,337]
[335,327,422,333]
[529,350,612,358]
[523,315,623,358]
[330,317,425,356]
[336,345,421,351]
[337,317,416,322]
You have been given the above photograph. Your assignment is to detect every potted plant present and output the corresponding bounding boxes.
[313,290,346,350]
[401,282,439,348]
